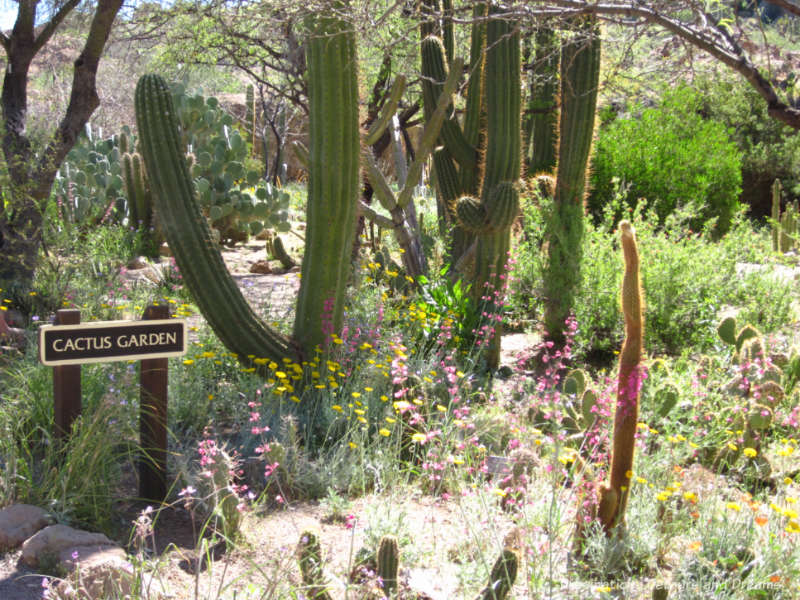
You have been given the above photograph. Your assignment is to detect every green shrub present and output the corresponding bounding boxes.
[588,85,742,236]
[693,72,800,218]
[511,198,788,362]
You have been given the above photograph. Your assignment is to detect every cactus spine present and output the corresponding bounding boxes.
[377,535,399,597]
[597,220,643,534]
[454,7,521,368]
[542,19,601,345]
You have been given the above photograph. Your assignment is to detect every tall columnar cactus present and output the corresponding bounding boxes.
[134,10,358,365]
[245,83,258,157]
[121,151,153,231]
[293,9,360,352]
[454,8,521,369]
[526,25,560,175]
[597,220,644,534]
[377,535,399,597]
[542,19,601,346]
[420,1,485,260]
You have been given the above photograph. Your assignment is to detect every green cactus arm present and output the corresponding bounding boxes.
[134,74,294,364]
[527,25,560,174]
[293,9,361,351]
[364,75,407,146]
[396,57,463,210]
[421,35,477,168]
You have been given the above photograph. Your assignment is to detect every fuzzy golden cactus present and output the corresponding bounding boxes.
[597,220,644,533]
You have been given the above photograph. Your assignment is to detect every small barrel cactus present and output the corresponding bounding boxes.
[377,535,399,597]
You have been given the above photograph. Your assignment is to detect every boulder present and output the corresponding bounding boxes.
[0,504,51,551]
[21,524,114,567]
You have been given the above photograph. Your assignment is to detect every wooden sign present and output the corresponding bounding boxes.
[41,307,186,502]
[40,318,186,366]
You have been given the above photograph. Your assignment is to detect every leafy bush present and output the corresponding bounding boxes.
[693,72,800,217]
[589,85,742,236]
[511,197,789,362]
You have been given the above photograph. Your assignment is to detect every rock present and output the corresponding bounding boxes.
[0,311,26,350]
[21,525,115,567]
[51,550,135,600]
[127,256,150,270]
[57,544,127,574]
[0,504,51,551]
[249,260,272,274]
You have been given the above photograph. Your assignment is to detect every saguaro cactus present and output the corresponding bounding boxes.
[597,220,644,534]
[454,8,521,368]
[377,535,399,597]
[134,7,359,365]
[542,19,601,346]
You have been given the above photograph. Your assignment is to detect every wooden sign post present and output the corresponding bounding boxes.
[40,306,187,501]
[140,304,170,501]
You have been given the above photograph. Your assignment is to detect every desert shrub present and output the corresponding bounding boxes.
[588,85,742,236]
[510,198,787,362]
[693,72,800,218]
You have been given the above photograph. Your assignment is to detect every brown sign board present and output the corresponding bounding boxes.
[40,319,187,366]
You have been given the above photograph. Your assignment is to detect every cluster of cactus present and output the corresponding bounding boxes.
[595,220,644,536]
[295,531,517,599]
[133,6,357,366]
[266,234,296,269]
[420,0,485,262]
[713,316,785,472]
[54,124,126,226]
[771,179,799,253]
[170,83,290,244]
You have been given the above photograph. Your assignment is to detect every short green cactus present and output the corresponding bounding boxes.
[475,548,518,600]
[269,235,296,269]
[772,179,799,253]
[297,530,333,600]
[377,535,399,597]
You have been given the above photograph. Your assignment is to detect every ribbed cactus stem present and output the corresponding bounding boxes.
[527,25,559,174]
[208,446,241,542]
[597,220,643,533]
[293,9,360,352]
[135,74,294,364]
[245,83,257,157]
[457,8,521,369]
[475,548,518,600]
[543,19,601,345]
[377,535,399,597]
[772,179,781,252]
[296,530,333,600]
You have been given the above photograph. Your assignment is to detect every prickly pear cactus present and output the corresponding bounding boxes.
[54,126,126,226]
